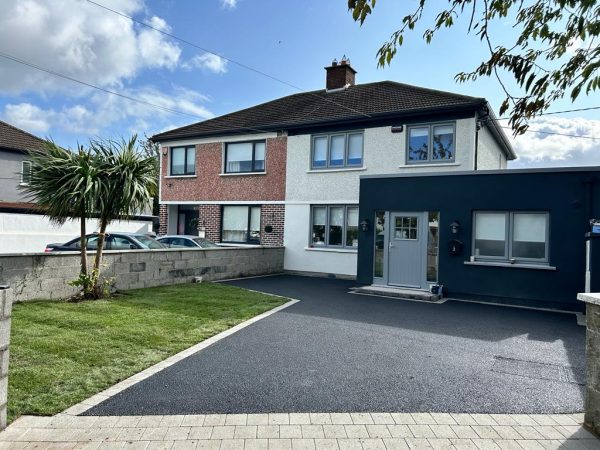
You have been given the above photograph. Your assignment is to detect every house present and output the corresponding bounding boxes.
[356,167,600,311]
[0,120,153,253]
[153,59,516,278]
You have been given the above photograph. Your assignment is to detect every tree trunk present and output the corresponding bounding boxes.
[79,205,87,276]
[91,217,108,297]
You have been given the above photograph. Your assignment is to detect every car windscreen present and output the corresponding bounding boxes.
[134,235,164,249]
[193,238,219,248]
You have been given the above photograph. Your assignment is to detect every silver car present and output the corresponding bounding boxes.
[157,235,220,249]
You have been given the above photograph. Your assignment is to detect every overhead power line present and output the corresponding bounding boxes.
[500,126,600,140]
[85,0,372,120]
[498,105,600,120]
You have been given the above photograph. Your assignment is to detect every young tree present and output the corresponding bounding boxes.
[348,0,600,134]
[20,143,100,294]
[89,136,158,295]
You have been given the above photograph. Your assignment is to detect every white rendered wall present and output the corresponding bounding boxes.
[0,213,152,254]
[284,119,481,277]
[477,125,506,169]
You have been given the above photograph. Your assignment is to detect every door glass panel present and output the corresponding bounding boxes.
[474,212,507,257]
[329,135,345,167]
[345,207,359,247]
[427,212,439,282]
[512,213,547,259]
[312,137,327,168]
[328,206,344,245]
[395,216,418,240]
[374,211,385,278]
[312,207,327,246]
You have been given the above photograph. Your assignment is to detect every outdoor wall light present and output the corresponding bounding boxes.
[162,148,168,156]
[360,219,370,232]
[450,220,461,234]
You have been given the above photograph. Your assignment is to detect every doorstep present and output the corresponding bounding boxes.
[350,285,443,302]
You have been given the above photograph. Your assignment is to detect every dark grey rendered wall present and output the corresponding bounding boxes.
[357,168,600,311]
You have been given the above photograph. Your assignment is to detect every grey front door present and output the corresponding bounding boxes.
[388,212,427,288]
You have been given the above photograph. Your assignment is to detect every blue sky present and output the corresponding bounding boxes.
[0,0,598,167]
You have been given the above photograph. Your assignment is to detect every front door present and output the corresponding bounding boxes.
[388,212,427,288]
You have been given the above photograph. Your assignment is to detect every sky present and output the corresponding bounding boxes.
[0,0,598,168]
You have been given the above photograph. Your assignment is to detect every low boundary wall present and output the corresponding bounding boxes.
[0,247,284,302]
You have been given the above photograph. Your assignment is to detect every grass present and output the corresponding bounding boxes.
[8,282,286,422]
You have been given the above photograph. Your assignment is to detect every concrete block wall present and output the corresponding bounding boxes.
[0,247,284,302]
[0,287,11,430]
[585,301,600,436]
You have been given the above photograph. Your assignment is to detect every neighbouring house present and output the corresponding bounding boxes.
[153,58,516,278]
[0,120,154,254]
[357,167,600,311]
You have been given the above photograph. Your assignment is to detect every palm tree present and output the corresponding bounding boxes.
[20,143,100,292]
[89,136,157,293]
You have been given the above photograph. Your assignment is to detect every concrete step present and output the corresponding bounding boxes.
[350,285,442,302]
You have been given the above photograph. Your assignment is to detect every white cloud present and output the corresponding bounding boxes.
[221,0,238,9]
[183,53,228,74]
[0,0,181,94]
[2,86,213,138]
[508,116,600,168]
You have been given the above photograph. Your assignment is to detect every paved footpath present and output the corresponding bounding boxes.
[1,411,598,450]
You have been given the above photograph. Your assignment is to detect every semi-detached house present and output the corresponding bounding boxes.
[153,59,516,278]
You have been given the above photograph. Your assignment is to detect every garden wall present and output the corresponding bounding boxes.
[0,247,284,302]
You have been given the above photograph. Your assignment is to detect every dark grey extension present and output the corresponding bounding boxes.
[84,275,585,416]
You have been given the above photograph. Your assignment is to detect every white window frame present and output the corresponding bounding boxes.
[20,160,32,185]
[310,205,359,249]
[472,211,550,265]
[406,122,456,164]
[310,131,364,169]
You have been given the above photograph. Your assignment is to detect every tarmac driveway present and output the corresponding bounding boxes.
[85,275,586,415]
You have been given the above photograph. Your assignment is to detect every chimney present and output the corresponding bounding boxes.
[325,56,356,91]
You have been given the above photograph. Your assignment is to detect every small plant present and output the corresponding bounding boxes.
[68,270,115,301]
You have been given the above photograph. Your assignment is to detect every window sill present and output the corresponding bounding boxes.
[164,175,197,179]
[464,261,556,271]
[399,162,460,168]
[304,246,358,254]
[220,172,267,177]
[306,167,366,174]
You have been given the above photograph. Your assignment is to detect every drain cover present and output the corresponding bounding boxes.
[492,356,585,385]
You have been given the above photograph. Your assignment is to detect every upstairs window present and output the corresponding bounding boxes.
[473,211,549,264]
[21,160,32,185]
[225,141,265,173]
[407,123,455,163]
[171,146,195,175]
[311,132,363,169]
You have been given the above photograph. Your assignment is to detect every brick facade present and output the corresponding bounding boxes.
[158,205,168,235]
[198,204,221,243]
[260,204,285,247]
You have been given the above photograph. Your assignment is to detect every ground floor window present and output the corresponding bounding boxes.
[311,205,358,248]
[222,205,261,244]
[473,211,549,263]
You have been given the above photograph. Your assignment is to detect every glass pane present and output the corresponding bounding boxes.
[432,125,454,160]
[313,136,327,168]
[346,207,359,247]
[427,212,439,282]
[186,147,195,174]
[171,147,185,175]
[348,133,363,166]
[22,161,32,184]
[474,212,507,257]
[512,213,547,259]
[312,206,326,246]
[329,135,345,167]
[226,142,253,173]
[374,212,385,278]
[112,237,133,250]
[249,206,261,242]
[408,127,429,161]
[254,142,265,171]
[222,206,248,242]
[328,206,344,245]
[395,216,418,240]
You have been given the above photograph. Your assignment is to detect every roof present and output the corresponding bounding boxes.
[152,81,515,159]
[0,120,48,153]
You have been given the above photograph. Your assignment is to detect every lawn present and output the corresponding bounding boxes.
[8,282,286,422]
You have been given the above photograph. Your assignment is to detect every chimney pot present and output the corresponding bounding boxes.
[325,57,356,90]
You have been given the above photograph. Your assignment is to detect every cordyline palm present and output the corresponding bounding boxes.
[90,135,157,289]
[20,142,100,284]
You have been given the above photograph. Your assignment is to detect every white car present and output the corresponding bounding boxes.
[157,235,221,249]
